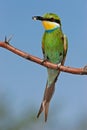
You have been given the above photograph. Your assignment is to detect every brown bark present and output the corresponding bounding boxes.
[0,41,87,75]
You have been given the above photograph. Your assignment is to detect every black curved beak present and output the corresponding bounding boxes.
[32,16,44,21]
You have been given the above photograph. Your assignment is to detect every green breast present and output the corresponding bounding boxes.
[42,29,64,64]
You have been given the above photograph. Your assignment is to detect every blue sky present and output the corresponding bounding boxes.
[0,0,87,129]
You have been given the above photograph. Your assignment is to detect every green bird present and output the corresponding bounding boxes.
[32,13,68,122]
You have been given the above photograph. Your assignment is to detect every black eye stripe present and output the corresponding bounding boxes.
[32,16,61,25]
[54,19,61,25]
[43,18,61,25]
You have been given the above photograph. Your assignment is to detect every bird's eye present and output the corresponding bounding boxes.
[50,18,61,25]
[50,18,54,21]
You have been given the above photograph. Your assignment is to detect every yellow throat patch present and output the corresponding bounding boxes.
[42,21,58,30]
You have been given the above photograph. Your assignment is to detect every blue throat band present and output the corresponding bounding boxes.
[45,26,59,33]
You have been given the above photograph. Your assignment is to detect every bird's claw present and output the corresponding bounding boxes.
[57,63,61,68]
[41,58,48,64]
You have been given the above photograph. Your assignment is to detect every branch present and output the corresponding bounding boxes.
[0,40,87,75]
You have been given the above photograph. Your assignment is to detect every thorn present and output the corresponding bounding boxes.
[5,36,7,43]
[4,35,13,44]
[8,35,13,43]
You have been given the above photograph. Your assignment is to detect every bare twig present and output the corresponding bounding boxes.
[0,41,87,75]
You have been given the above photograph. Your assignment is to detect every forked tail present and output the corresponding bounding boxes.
[37,81,55,122]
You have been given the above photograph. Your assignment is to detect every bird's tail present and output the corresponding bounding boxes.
[37,81,55,122]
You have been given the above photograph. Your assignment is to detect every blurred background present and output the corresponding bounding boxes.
[0,0,87,130]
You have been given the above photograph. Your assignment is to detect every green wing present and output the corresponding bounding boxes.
[62,34,68,65]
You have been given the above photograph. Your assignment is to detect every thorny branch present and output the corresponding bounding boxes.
[0,39,87,75]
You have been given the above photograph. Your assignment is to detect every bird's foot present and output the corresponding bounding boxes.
[57,63,61,68]
[41,58,48,64]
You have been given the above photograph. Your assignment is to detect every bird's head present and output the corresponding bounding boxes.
[32,13,61,31]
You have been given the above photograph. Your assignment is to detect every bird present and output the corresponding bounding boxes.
[32,13,68,122]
